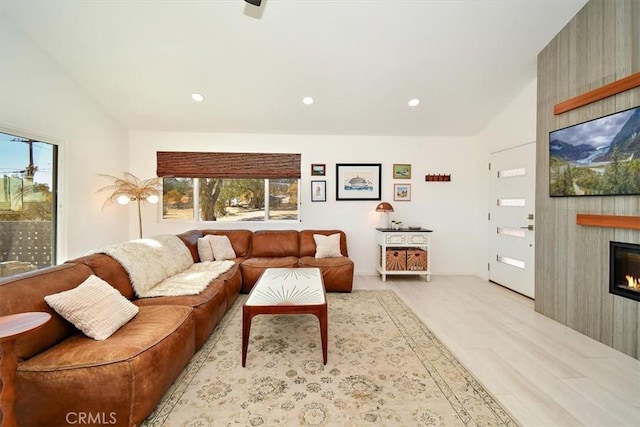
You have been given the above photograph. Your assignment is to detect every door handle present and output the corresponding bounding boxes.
[520,225,534,231]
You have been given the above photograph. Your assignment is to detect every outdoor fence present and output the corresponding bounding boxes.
[0,221,53,278]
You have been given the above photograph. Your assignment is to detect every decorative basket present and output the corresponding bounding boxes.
[407,249,427,271]
[385,248,407,270]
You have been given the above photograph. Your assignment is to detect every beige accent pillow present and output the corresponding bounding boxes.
[313,233,342,258]
[197,237,215,261]
[209,235,237,260]
[44,275,139,340]
[198,235,236,261]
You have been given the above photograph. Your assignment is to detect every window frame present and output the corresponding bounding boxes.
[157,151,301,223]
[0,126,62,274]
[160,177,301,223]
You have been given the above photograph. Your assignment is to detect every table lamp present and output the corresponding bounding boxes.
[375,202,394,228]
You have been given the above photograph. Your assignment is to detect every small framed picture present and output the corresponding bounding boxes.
[311,180,326,202]
[311,164,326,176]
[394,183,411,201]
[393,164,411,179]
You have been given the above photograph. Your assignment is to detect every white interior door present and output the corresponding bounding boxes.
[489,142,536,298]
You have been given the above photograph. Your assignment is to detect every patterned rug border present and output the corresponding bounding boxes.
[144,290,519,426]
[374,291,518,426]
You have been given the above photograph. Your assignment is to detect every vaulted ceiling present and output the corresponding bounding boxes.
[1,0,587,136]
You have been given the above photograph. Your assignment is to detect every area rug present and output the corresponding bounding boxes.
[143,290,518,426]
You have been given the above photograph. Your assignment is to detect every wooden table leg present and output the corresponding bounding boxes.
[1,312,51,427]
[319,305,328,365]
[242,301,328,366]
[1,339,18,427]
[242,307,252,367]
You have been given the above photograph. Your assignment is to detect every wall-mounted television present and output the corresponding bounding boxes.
[549,105,640,197]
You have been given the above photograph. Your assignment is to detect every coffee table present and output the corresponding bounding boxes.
[242,267,327,367]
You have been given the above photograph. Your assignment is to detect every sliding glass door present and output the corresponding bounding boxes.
[0,131,57,278]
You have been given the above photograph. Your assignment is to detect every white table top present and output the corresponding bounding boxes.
[246,268,325,306]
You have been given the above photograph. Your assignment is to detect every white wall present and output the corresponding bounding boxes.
[129,131,481,275]
[475,79,538,278]
[0,15,129,260]
[1,11,538,276]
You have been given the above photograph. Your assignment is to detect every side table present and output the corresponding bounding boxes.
[1,312,51,427]
[375,228,433,282]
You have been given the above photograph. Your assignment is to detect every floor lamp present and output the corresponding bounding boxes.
[97,173,161,238]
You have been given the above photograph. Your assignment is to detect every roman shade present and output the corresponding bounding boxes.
[156,151,301,179]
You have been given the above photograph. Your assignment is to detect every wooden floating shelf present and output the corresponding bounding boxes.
[576,214,640,230]
[554,72,640,115]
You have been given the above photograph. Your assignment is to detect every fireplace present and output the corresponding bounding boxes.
[610,241,640,302]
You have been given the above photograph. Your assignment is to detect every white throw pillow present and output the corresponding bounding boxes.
[198,235,237,261]
[313,233,342,258]
[209,235,237,260]
[197,237,215,261]
[44,275,139,340]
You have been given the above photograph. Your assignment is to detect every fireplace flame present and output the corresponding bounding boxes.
[625,275,639,289]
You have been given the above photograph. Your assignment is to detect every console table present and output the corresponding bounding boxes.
[375,228,433,282]
[1,312,51,427]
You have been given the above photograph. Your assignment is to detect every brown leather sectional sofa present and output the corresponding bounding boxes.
[0,229,353,427]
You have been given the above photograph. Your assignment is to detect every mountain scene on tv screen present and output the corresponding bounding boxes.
[549,106,640,196]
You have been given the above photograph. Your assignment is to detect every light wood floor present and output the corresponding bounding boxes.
[353,274,640,426]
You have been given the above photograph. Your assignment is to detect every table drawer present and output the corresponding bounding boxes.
[385,234,406,244]
[407,234,428,244]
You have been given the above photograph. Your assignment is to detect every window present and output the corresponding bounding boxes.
[496,198,525,207]
[157,152,300,222]
[497,167,526,178]
[497,255,525,269]
[0,131,57,278]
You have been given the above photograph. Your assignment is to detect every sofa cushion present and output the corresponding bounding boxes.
[250,230,299,257]
[17,305,195,427]
[44,275,139,340]
[197,237,215,261]
[313,233,342,258]
[202,229,252,258]
[0,263,94,360]
[298,256,354,292]
[176,229,205,262]
[67,253,136,299]
[135,263,241,349]
[240,256,299,293]
[210,235,237,260]
[300,230,349,257]
[198,235,236,261]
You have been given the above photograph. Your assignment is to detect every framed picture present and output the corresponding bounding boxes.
[311,180,326,202]
[336,163,382,201]
[393,164,411,179]
[311,164,326,176]
[394,183,411,201]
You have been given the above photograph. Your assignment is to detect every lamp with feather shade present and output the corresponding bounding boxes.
[97,173,161,238]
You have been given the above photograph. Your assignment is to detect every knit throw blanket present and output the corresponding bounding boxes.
[96,235,234,297]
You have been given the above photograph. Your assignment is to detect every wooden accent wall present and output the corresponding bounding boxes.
[536,0,640,359]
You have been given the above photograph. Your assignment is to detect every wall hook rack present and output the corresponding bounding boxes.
[425,174,451,182]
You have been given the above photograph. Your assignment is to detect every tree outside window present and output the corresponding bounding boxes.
[162,178,299,221]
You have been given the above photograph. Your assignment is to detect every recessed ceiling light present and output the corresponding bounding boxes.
[191,93,205,102]
[408,98,420,107]
[302,96,314,105]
